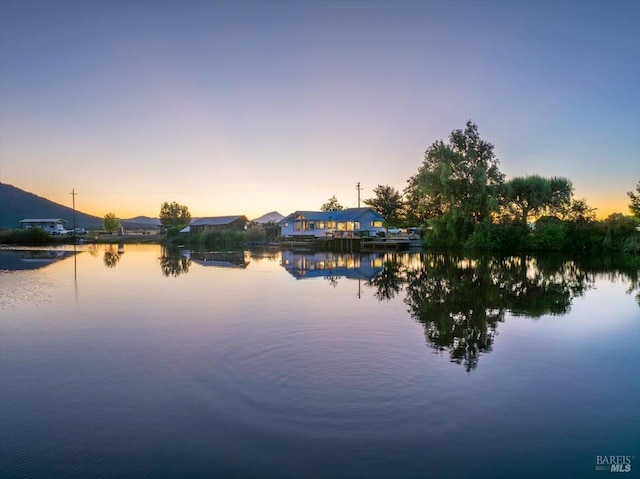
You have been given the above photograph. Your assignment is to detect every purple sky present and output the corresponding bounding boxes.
[1,0,638,219]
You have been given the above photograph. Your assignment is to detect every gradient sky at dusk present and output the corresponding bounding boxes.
[1,0,638,220]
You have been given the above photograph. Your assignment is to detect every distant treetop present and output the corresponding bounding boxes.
[159,201,192,227]
[321,195,344,212]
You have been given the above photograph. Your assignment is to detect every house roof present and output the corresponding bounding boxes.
[280,208,383,223]
[190,215,248,226]
[20,218,67,223]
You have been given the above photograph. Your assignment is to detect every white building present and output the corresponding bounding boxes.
[280,208,385,238]
[20,218,68,234]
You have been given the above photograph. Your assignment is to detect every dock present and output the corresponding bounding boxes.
[360,238,414,251]
[278,235,421,252]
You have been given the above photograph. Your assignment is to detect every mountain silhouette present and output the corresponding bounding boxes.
[0,183,157,229]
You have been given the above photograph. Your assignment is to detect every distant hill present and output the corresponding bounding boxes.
[122,216,160,226]
[252,211,284,224]
[0,183,155,230]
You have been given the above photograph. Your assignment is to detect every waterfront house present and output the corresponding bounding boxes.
[279,208,385,238]
[19,218,68,234]
[188,215,249,234]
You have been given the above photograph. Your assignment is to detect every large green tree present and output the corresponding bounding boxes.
[547,176,574,213]
[503,175,573,225]
[321,195,344,212]
[561,198,597,223]
[403,174,433,225]
[408,121,504,244]
[628,181,640,217]
[364,184,404,225]
[103,212,119,234]
[159,201,192,228]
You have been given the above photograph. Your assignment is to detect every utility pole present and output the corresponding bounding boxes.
[356,182,362,208]
[70,189,78,234]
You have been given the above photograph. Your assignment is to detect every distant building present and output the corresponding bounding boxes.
[188,216,249,234]
[280,208,385,238]
[251,211,284,224]
[19,218,67,234]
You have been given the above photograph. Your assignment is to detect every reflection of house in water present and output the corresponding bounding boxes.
[0,250,77,271]
[187,251,249,269]
[280,251,384,280]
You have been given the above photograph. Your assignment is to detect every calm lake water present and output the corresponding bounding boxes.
[1,244,638,479]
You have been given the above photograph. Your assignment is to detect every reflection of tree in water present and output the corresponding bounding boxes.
[368,259,404,301]
[103,246,121,268]
[404,255,505,371]
[159,247,191,277]
[400,254,596,371]
[575,254,640,306]
[248,250,280,263]
[326,275,339,288]
[493,256,592,317]
[368,252,638,370]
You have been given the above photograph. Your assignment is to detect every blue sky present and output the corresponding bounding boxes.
[1,0,638,219]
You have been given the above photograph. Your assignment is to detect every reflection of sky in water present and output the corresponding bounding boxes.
[0,249,76,271]
[1,245,638,478]
[0,269,57,309]
[0,249,77,309]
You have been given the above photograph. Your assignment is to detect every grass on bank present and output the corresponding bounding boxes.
[446,214,640,254]
[0,229,162,245]
[166,228,267,249]
[0,228,53,245]
[3,215,639,254]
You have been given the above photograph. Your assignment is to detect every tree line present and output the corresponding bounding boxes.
[113,122,639,253]
[356,121,639,253]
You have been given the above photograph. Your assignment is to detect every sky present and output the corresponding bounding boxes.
[1,0,638,220]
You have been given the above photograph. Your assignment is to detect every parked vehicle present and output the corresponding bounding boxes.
[407,227,425,239]
[71,228,87,235]
[50,224,70,236]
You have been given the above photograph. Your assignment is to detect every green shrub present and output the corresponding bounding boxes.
[424,216,475,248]
[186,230,246,250]
[530,219,567,251]
[465,221,530,251]
[244,228,267,243]
[564,221,605,253]
[164,226,186,242]
[0,228,53,245]
[602,214,640,253]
